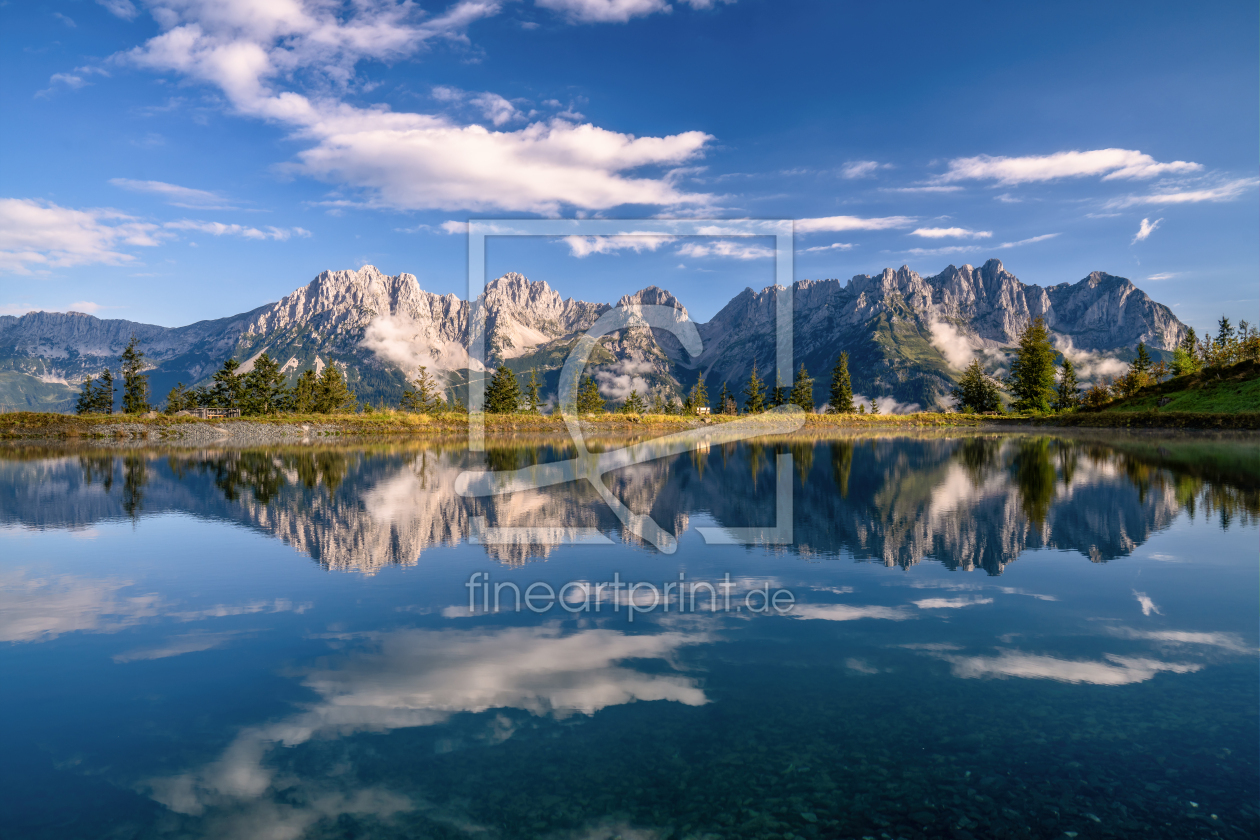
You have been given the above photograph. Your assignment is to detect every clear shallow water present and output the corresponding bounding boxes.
[0,433,1256,840]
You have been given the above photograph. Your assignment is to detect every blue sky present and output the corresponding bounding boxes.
[2,0,1256,331]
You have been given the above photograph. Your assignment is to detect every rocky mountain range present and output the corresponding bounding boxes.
[0,259,1185,413]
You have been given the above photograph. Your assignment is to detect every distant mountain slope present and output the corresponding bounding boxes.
[0,260,1186,412]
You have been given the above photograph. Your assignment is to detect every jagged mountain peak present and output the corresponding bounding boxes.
[617,285,688,312]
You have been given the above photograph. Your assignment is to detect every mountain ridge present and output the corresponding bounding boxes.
[0,259,1185,412]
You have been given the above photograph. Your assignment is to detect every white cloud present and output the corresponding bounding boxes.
[882,185,964,194]
[0,198,162,274]
[1133,590,1161,616]
[791,604,913,622]
[564,234,677,257]
[163,220,310,241]
[1104,177,1258,208]
[936,650,1201,685]
[594,358,655,399]
[535,0,726,23]
[914,596,993,609]
[1146,272,1176,281]
[926,317,979,369]
[936,149,1202,185]
[849,393,922,415]
[109,177,236,209]
[1131,217,1162,244]
[795,215,915,233]
[439,220,467,234]
[997,232,1059,248]
[68,301,106,314]
[118,0,715,213]
[838,160,890,179]
[96,0,139,19]
[911,227,992,239]
[360,312,478,373]
[800,242,854,253]
[1054,335,1128,382]
[676,240,773,260]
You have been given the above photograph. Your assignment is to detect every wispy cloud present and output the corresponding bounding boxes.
[109,178,238,210]
[563,234,677,257]
[1104,177,1259,209]
[998,232,1059,248]
[1131,217,1162,244]
[0,197,162,274]
[838,160,891,179]
[936,148,1202,185]
[163,220,311,241]
[795,215,915,233]
[911,227,992,239]
[676,240,773,260]
[1146,272,1176,281]
[800,242,854,253]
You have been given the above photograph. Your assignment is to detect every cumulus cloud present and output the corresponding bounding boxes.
[1103,177,1259,209]
[1055,334,1127,383]
[163,220,311,241]
[911,227,992,239]
[563,234,676,257]
[360,312,478,373]
[675,239,773,260]
[0,197,162,274]
[936,149,1202,185]
[594,358,656,399]
[850,394,921,415]
[109,177,237,209]
[1131,217,1162,244]
[795,215,915,233]
[116,0,715,213]
[926,316,979,369]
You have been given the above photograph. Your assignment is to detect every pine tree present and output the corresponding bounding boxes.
[1052,357,1080,412]
[401,365,442,413]
[651,393,668,414]
[75,374,98,415]
[743,361,766,413]
[621,389,647,414]
[716,382,731,415]
[1180,327,1198,356]
[689,374,709,414]
[770,374,787,408]
[212,358,245,409]
[575,376,605,413]
[790,363,814,412]
[242,353,288,415]
[858,403,866,415]
[291,369,318,413]
[525,369,543,414]
[1132,342,1152,377]
[868,396,881,415]
[95,369,115,414]
[1006,316,1056,413]
[952,360,1003,413]
[120,334,150,414]
[484,365,521,414]
[314,364,357,413]
[828,352,855,413]
[164,382,192,414]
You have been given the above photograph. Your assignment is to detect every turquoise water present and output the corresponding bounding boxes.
[0,434,1256,840]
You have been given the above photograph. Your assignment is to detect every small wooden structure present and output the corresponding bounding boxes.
[695,406,711,416]
[185,407,241,419]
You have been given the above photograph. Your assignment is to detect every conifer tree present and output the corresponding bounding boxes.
[651,392,668,414]
[1052,357,1080,412]
[120,334,150,414]
[212,358,245,409]
[828,352,855,413]
[575,376,605,413]
[858,403,866,415]
[291,369,318,413]
[1132,342,1153,377]
[484,365,521,414]
[75,374,98,415]
[242,353,288,415]
[401,365,442,413]
[770,373,788,408]
[314,364,357,413]
[621,389,647,414]
[952,360,1003,413]
[868,396,881,415]
[164,382,193,414]
[689,374,709,414]
[743,361,766,413]
[525,369,543,413]
[715,382,730,415]
[1006,316,1056,413]
[790,363,814,412]
[95,369,115,414]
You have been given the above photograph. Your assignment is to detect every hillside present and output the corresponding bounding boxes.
[1092,360,1260,414]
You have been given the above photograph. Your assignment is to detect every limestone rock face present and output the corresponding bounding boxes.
[0,260,1187,412]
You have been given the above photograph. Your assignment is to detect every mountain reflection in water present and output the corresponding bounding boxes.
[1,433,1254,574]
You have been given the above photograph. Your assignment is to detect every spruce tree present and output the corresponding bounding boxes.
[242,353,288,415]
[743,361,766,413]
[164,382,192,414]
[868,396,881,415]
[95,369,115,414]
[715,382,730,415]
[858,403,866,415]
[621,389,647,414]
[291,369,318,413]
[1052,357,1080,412]
[401,365,442,413]
[484,365,521,414]
[1132,342,1152,377]
[75,374,98,415]
[770,374,787,408]
[828,352,855,413]
[790,363,814,412]
[1006,316,1056,413]
[689,374,709,414]
[651,393,668,414]
[212,358,245,409]
[525,369,543,414]
[952,360,1003,413]
[120,335,150,414]
[575,376,605,413]
[314,364,357,413]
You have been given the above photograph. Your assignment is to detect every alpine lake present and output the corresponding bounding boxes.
[1,430,1256,840]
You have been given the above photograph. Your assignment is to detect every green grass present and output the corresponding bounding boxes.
[1096,359,1260,414]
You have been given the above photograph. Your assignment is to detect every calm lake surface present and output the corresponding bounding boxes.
[1,432,1256,840]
